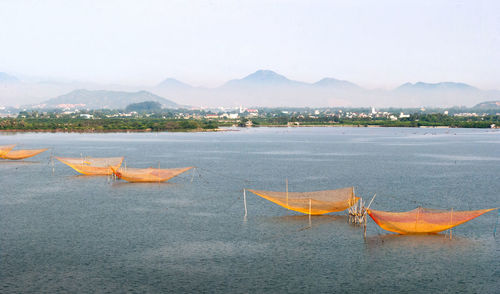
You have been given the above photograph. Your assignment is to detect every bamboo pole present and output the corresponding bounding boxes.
[243,189,248,217]
[494,209,499,237]
[309,198,312,227]
[51,150,55,175]
[361,199,364,224]
[348,187,354,223]
[366,193,377,211]
[364,214,367,238]
[286,178,289,208]
[415,207,420,232]
[450,208,453,240]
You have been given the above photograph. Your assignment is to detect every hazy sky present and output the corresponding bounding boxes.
[0,0,499,89]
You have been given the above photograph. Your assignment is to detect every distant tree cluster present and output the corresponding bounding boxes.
[0,117,219,132]
[125,101,162,113]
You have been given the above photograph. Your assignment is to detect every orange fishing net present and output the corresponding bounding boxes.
[111,166,193,183]
[247,187,359,215]
[367,207,496,234]
[1,148,48,160]
[55,156,124,175]
[0,144,16,157]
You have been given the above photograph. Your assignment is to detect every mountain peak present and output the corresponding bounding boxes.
[313,77,361,89]
[157,78,192,89]
[43,89,179,109]
[242,69,291,83]
[474,100,500,108]
[396,81,477,91]
[223,69,305,87]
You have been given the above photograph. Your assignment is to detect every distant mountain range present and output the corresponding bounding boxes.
[474,101,500,109]
[222,70,307,88]
[157,78,192,89]
[395,81,478,91]
[0,72,20,83]
[313,77,361,89]
[41,89,179,109]
[1,69,499,108]
[150,70,500,107]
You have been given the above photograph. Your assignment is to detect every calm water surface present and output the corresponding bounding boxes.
[1,127,499,293]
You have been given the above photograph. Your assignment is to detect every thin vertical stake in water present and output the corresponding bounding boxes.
[450,208,453,240]
[285,178,289,208]
[243,189,248,217]
[309,198,312,227]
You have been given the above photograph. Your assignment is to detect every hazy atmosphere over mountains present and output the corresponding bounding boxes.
[0,70,499,108]
[42,89,179,109]
[1,1,499,109]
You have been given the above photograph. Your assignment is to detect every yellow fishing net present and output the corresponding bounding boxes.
[55,156,124,175]
[248,187,359,215]
[111,166,194,183]
[2,148,48,160]
[0,144,16,157]
[367,207,497,234]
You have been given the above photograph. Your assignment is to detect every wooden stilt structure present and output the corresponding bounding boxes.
[349,188,371,225]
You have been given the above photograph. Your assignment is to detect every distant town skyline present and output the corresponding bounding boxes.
[0,0,499,90]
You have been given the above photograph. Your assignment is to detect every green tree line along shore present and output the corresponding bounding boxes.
[1,113,499,132]
[249,113,500,128]
[0,117,219,132]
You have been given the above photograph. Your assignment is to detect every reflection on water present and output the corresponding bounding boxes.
[266,214,347,225]
[0,160,41,165]
[418,153,500,161]
[364,233,476,250]
[110,181,177,188]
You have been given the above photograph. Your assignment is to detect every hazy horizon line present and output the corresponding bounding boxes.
[3,69,500,92]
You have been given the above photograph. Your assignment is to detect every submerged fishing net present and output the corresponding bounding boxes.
[2,148,48,160]
[112,166,194,182]
[55,156,124,175]
[0,144,16,157]
[367,207,496,234]
[247,187,359,215]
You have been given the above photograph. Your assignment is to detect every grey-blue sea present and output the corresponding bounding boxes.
[1,127,499,293]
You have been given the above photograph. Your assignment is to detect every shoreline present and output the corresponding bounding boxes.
[2,124,497,134]
[261,124,454,128]
[0,128,229,134]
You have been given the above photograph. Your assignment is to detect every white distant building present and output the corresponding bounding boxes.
[371,107,376,114]
[399,112,410,118]
[444,110,449,115]
[80,114,93,119]
[220,113,239,119]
